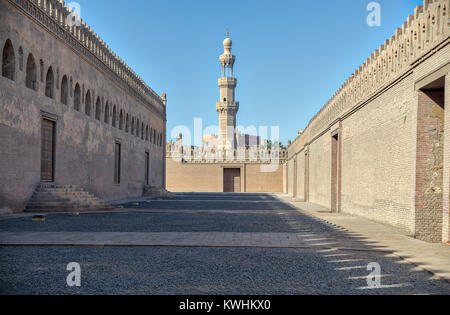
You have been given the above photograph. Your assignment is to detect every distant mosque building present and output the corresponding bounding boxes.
[169,33,273,153]
[166,34,286,193]
[204,34,262,150]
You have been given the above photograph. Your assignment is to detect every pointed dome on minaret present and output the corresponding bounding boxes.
[223,32,232,54]
[223,37,232,47]
[219,31,236,77]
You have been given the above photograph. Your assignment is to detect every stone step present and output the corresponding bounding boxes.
[25,207,115,213]
[35,188,93,193]
[26,201,111,207]
[30,195,98,202]
[27,200,108,208]
[33,192,94,197]
[38,184,80,189]
[35,188,85,193]
[25,204,114,212]
[29,199,99,205]
[33,193,87,198]
[30,199,111,206]
[29,197,72,202]
[26,184,114,213]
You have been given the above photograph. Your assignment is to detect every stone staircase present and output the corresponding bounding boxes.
[25,184,115,213]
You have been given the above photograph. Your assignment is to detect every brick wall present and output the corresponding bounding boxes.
[284,48,450,239]
[309,133,331,208]
[166,159,283,193]
[444,74,450,243]
[296,152,306,201]
[340,77,416,234]
[166,159,223,192]
[287,158,295,196]
[283,1,450,242]
[415,89,445,242]
[0,2,165,211]
[245,164,283,193]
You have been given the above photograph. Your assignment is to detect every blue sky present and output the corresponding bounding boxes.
[75,0,421,145]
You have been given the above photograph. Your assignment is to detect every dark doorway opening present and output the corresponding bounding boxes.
[331,133,340,212]
[293,157,298,198]
[415,78,445,243]
[305,149,309,202]
[40,119,55,182]
[114,142,121,185]
[145,152,150,185]
[223,168,241,193]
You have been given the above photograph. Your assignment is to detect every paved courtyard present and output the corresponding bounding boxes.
[0,193,449,295]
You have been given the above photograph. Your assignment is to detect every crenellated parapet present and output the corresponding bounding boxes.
[166,141,288,164]
[8,0,165,116]
[290,0,449,153]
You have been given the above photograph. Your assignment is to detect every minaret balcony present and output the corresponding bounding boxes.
[218,77,237,87]
[216,101,239,111]
[220,54,236,65]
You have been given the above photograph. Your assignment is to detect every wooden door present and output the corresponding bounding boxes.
[145,152,150,185]
[331,135,338,212]
[114,142,121,184]
[40,119,55,182]
[293,157,297,197]
[305,150,309,202]
[223,168,241,192]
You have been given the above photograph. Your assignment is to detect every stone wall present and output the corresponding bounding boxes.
[0,0,166,212]
[166,158,283,193]
[296,150,306,201]
[166,159,224,192]
[308,133,331,208]
[285,0,450,242]
[444,73,450,243]
[245,164,283,193]
[287,158,295,196]
[340,75,416,233]
[415,89,445,242]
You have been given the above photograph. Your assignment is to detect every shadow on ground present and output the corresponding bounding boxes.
[0,192,449,295]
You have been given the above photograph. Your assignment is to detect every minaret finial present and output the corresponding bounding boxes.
[226,29,230,38]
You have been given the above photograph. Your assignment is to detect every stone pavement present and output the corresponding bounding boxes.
[0,232,304,248]
[278,194,450,281]
[1,192,449,294]
[0,231,379,250]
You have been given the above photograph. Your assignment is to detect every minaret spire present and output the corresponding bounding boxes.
[216,33,239,150]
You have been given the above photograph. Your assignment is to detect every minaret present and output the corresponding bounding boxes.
[216,33,239,150]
